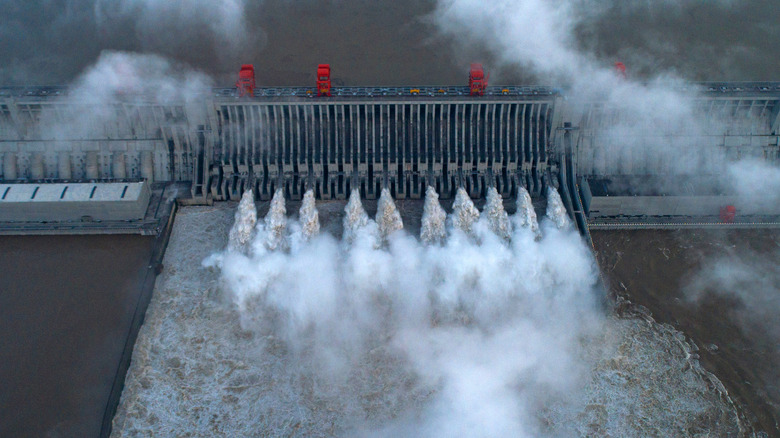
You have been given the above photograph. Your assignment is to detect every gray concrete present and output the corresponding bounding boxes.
[586,195,780,218]
[2,84,778,204]
[0,181,151,222]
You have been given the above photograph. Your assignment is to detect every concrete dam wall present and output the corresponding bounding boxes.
[211,97,557,201]
[575,92,780,177]
[1,84,779,211]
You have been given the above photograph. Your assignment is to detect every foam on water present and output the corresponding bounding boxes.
[546,186,570,229]
[227,190,256,253]
[514,186,539,235]
[376,188,404,241]
[482,187,512,240]
[420,186,447,245]
[449,187,480,235]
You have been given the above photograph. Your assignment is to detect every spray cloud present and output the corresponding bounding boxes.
[203,187,604,436]
[432,0,780,203]
[41,50,212,147]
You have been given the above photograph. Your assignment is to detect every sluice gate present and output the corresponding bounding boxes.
[0,86,561,202]
[2,83,780,223]
[211,96,558,201]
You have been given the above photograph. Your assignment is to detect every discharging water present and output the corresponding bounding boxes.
[112,188,742,437]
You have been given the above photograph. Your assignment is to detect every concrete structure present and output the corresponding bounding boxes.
[209,97,557,201]
[584,195,775,218]
[0,181,150,222]
[1,83,779,228]
[578,175,780,219]
[0,85,562,202]
[575,95,780,178]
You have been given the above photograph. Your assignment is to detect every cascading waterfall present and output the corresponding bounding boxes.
[228,186,554,251]
[545,186,570,229]
[420,186,447,245]
[227,190,257,253]
[343,189,372,243]
[483,187,512,240]
[140,184,740,438]
[228,187,551,252]
[298,189,320,241]
[449,187,480,234]
[376,188,404,240]
[263,189,288,251]
[514,186,539,235]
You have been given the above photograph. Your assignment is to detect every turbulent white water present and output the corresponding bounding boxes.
[514,186,539,235]
[546,186,570,229]
[343,189,374,244]
[376,188,404,241]
[214,188,601,436]
[114,188,740,437]
[483,187,512,241]
[420,186,447,245]
[298,189,320,241]
[227,190,257,253]
[261,189,288,252]
[449,187,480,235]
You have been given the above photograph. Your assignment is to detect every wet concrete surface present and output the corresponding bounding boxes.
[0,235,155,437]
[592,229,780,436]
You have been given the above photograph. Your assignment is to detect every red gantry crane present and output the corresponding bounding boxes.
[236,64,256,97]
[469,63,488,96]
[317,64,332,97]
[615,62,627,79]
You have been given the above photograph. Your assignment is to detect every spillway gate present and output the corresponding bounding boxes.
[2,83,780,210]
[211,95,559,201]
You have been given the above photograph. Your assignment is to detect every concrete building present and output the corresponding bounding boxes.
[0,181,150,222]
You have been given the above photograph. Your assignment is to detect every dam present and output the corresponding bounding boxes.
[5,0,780,433]
[0,84,560,202]
[3,71,780,436]
[3,77,779,232]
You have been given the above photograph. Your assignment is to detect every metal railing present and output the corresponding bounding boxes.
[5,82,780,100]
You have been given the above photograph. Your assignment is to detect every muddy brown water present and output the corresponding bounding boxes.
[0,235,154,437]
[592,229,780,436]
[2,1,779,435]
[2,0,779,85]
[3,213,778,436]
